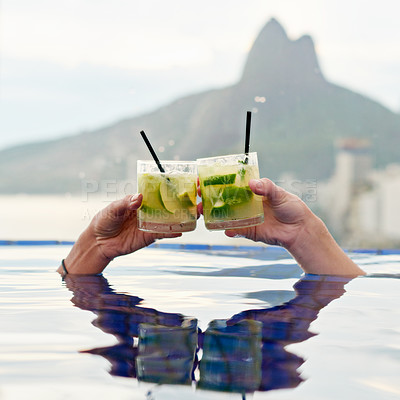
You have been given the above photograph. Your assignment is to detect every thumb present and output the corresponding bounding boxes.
[127,193,143,211]
[104,194,142,219]
[249,178,286,206]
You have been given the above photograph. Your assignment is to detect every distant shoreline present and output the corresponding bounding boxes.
[0,195,261,246]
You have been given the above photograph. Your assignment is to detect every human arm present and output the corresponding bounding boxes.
[225,178,365,276]
[57,193,181,276]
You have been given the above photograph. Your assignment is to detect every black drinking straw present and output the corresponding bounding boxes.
[140,130,165,173]
[244,111,252,163]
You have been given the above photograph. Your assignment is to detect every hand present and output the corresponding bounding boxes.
[60,194,181,275]
[224,178,364,276]
[92,193,181,261]
[225,178,312,250]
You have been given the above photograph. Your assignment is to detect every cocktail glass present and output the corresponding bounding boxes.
[197,152,264,230]
[137,160,197,233]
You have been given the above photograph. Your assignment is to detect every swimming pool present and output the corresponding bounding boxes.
[0,242,399,399]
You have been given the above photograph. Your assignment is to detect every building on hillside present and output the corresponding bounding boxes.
[317,138,400,248]
[355,164,400,247]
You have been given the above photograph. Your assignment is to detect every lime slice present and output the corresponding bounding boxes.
[203,174,236,186]
[160,179,181,214]
[212,199,225,208]
[222,186,253,205]
[210,200,230,218]
[139,174,165,210]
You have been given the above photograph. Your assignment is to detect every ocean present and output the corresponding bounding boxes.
[0,194,256,246]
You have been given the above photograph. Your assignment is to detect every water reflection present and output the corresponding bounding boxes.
[64,273,351,394]
[136,318,198,385]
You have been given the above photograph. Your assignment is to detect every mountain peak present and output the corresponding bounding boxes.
[260,18,289,40]
[240,18,324,88]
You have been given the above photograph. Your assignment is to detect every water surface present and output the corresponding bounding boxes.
[1,244,400,399]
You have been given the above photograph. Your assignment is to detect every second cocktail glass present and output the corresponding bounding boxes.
[137,160,197,233]
[197,152,264,230]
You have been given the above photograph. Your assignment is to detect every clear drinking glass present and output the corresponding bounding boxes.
[137,160,197,233]
[197,152,264,230]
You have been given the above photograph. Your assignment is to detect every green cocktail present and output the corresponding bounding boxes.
[137,160,197,233]
[197,152,264,230]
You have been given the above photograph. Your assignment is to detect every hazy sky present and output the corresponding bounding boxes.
[1,0,400,150]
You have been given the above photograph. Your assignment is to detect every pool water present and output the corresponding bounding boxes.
[0,243,400,399]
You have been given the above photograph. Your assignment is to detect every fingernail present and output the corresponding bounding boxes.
[254,179,263,190]
[130,194,140,203]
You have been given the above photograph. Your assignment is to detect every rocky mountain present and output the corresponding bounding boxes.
[1,18,400,194]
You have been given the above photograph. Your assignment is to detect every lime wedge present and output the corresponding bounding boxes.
[188,183,197,203]
[222,186,253,205]
[203,174,236,186]
[160,179,181,214]
[179,191,196,207]
[178,183,197,207]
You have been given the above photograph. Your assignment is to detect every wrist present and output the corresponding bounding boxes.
[286,212,325,261]
[287,214,364,276]
[58,226,111,275]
